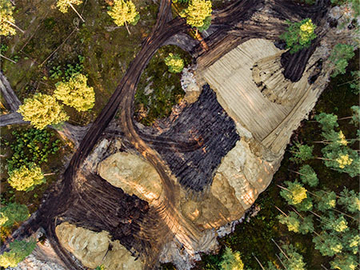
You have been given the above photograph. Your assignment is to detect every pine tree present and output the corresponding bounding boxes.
[298,165,319,187]
[318,130,348,147]
[295,197,313,212]
[107,0,140,34]
[321,213,349,233]
[272,242,306,270]
[280,18,317,53]
[54,73,95,112]
[180,0,212,30]
[164,53,184,73]
[329,44,355,78]
[321,141,359,177]
[350,105,359,126]
[0,203,29,228]
[315,112,339,132]
[281,244,307,270]
[314,190,336,212]
[349,71,359,94]
[280,181,308,205]
[220,247,244,270]
[289,143,314,163]
[266,262,279,270]
[338,187,360,213]
[330,254,357,270]
[18,93,69,130]
[343,229,360,255]
[313,232,343,256]
[278,212,300,233]
[0,240,36,268]
[56,0,85,22]
[8,164,45,192]
[299,215,315,234]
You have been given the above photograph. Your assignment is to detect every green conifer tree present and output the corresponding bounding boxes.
[0,240,36,268]
[280,18,317,53]
[350,105,359,126]
[290,143,314,163]
[321,213,349,233]
[329,44,355,77]
[220,247,244,270]
[298,165,319,187]
[280,181,308,205]
[330,254,357,270]
[338,188,360,213]
[343,229,360,255]
[278,212,300,233]
[299,215,315,234]
[314,190,337,212]
[315,112,339,132]
[313,232,343,257]
[0,203,29,228]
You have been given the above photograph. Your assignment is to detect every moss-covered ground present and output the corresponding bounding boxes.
[187,52,359,270]
[134,45,192,126]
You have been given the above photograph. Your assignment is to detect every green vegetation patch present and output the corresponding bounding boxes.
[3,127,61,172]
[0,125,67,216]
[134,45,192,126]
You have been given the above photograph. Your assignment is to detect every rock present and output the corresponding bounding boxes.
[9,254,65,270]
[97,152,163,203]
[55,222,143,270]
[181,67,200,93]
[213,138,278,210]
[55,222,109,268]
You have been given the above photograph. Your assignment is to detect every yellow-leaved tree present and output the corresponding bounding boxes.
[18,93,69,129]
[180,0,212,30]
[164,53,184,73]
[0,0,24,36]
[56,0,85,22]
[8,165,45,192]
[54,73,95,112]
[107,0,140,34]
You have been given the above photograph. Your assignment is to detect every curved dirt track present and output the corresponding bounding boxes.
[1,0,331,269]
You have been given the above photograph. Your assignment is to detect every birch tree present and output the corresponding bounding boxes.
[56,0,85,22]
[0,0,24,36]
[8,164,45,192]
[107,0,140,34]
[54,73,95,112]
[180,0,212,30]
[18,93,69,130]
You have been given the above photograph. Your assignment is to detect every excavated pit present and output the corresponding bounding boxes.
[3,1,352,269]
[57,173,156,261]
